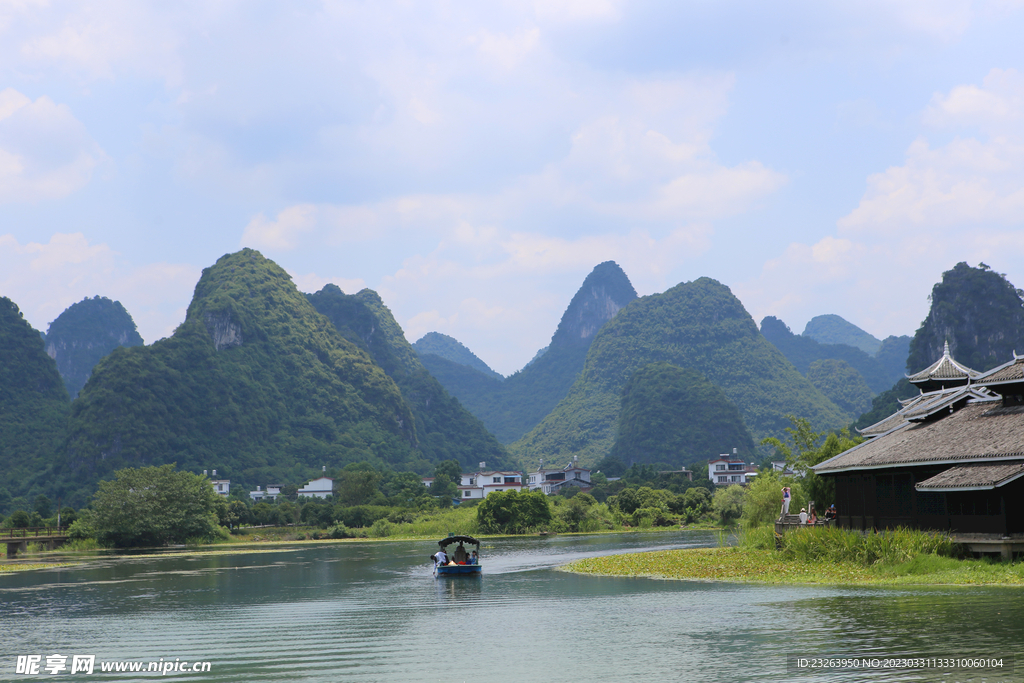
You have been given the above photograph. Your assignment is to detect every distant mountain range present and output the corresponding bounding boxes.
[412,332,503,379]
[2,255,1019,512]
[508,277,849,465]
[416,261,638,444]
[802,314,883,355]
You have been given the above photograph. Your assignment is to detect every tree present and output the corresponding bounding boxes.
[558,493,599,532]
[7,510,30,528]
[91,464,221,547]
[336,465,383,506]
[33,495,52,519]
[477,490,551,534]
[227,500,250,529]
[741,471,803,528]
[712,485,745,525]
[433,459,462,486]
[761,416,861,508]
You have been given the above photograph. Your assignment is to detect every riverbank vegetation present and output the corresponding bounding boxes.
[1,457,733,556]
[564,526,1024,586]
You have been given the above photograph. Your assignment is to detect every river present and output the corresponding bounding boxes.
[2,531,1022,682]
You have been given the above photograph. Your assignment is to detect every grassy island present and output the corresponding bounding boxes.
[563,526,1024,586]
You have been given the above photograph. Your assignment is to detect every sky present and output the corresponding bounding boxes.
[2,0,1023,376]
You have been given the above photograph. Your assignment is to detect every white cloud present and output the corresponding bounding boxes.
[0,233,199,343]
[741,69,1024,342]
[17,1,185,84]
[924,68,1024,133]
[290,271,366,296]
[241,204,317,250]
[469,27,541,70]
[0,88,105,203]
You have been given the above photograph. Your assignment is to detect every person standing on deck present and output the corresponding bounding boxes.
[780,487,791,516]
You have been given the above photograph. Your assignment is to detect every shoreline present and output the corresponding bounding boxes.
[561,546,1024,587]
[1,526,711,573]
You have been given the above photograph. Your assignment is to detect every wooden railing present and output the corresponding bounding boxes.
[0,526,67,540]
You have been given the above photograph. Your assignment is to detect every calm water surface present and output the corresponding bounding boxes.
[3,532,1022,682]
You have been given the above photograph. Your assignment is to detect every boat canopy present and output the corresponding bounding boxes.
[438,535,480,549]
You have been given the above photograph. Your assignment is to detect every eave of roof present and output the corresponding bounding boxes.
[915,461,1024,492]
[815,402,1024,474]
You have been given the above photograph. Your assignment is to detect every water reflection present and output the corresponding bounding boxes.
[2,532,1022,682]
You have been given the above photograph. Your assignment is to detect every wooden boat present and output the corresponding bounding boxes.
[432,535,481,576]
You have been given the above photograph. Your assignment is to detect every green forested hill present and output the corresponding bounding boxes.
[419,261,638,443]
[412,332,503,379]
[874,334,912,378]
[307,285,509,470]
[511,278,847,465]
[44,296,144,399]
[802,314,882,354]
[0,298,70,511]
[60,250,421,506]
[907,262,1024,372]
[806,358,873,418]
[760,316,899,394]
[609,362,754,468]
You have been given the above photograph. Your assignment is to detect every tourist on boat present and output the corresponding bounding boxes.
[799,508,808,524]
[824,504,837,522]
[469,551,478,564]
[453,543,468,564]
[781,487,791,516]
[808,506,817,525]
[433,549,448,566]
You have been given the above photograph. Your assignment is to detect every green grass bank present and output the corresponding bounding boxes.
[563,526,1024,586]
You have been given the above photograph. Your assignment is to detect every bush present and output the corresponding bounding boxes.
[327,523,353,539]
[368,518,393,538]
[334,505,391,528]
[744,525,963,566]
[67,518,94,541]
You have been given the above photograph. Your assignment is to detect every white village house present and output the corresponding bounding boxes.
[527,457,592,494]
[298,476,334,499]
[249,484,282,503]
[203,470,230,496]
[423,462,524,500]
[708,449,759,485]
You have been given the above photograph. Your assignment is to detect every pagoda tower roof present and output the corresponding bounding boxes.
[906,341,980,391]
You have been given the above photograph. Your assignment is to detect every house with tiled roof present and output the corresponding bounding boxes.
[527,456,592,494]
[423,462,524,501]
[814,346,1024,555]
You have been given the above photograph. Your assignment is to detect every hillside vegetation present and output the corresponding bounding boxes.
[0,298,70,509]
[609,362,754,468]
[760,316,900,395]
[512,277,847,465]
[907,262,1024,373]
[307,285,509,470]
[801,314,882,354]
[412,332,503,379]
[44,296,144,399]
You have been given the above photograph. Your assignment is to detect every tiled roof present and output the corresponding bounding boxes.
[815,402,1024,473]
[906,341,980,384]
[915,461,1024,491]
[977,354,1024,386]
[856,386,998,436]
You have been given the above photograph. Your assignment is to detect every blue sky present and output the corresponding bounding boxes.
[2,1,1023,375]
